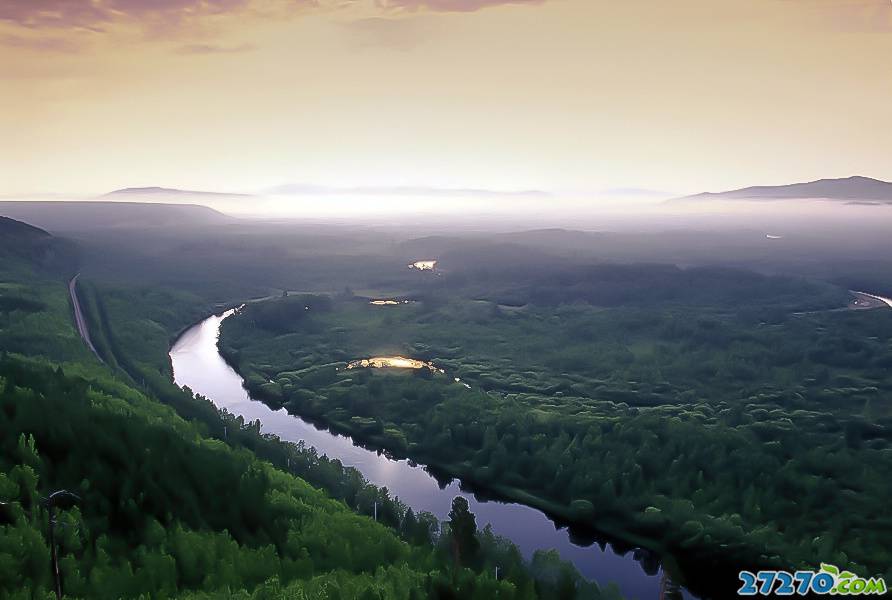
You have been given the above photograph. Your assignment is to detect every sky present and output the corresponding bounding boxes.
[2,0,891,204]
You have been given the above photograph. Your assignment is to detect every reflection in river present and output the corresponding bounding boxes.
[370,299,412,306]
[170,310,694,600]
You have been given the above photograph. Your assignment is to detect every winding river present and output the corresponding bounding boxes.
[170,309,692,600]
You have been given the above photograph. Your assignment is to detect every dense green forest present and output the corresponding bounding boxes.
[219,270,892,593]
[0,221,623,599]
[1,356,621,599]
[6,207,892,598]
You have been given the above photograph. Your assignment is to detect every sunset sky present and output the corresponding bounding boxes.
[2,0,891,201]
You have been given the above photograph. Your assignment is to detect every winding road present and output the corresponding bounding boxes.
[68,274,103,362]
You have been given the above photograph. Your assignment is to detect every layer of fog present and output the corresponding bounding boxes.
[9,190,892,236]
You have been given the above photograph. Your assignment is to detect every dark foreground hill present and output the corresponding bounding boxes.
[0,215,51,242]
[0,215,78,274]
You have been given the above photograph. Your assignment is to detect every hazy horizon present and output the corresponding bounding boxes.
[4,174,892,226]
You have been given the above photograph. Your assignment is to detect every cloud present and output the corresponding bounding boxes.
[176,42,257,54]
[0,0,249,29]
[0,33,82,52]
[0,1,105,29]
[781,0,892,33]
[343,16,436,50]
[822,0,892,32]
[375,0,546,12]
[0,0,548,33]
[339,0,547,49]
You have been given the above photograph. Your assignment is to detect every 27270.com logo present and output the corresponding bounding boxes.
[738,564,887,596]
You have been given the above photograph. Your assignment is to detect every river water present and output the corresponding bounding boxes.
[170,309,689,600]
[854,291,892,309]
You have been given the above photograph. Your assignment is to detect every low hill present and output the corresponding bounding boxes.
[674,175,892,204]
[0,216,77,274]
[0,214,51,241]
[0,201,234,232]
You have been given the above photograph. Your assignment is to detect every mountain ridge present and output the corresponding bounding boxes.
[265,183,550,198]
[104,186,252,198]
[0,200,234,231]
[674,175,892,203]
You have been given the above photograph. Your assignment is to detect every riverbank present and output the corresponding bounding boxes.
[222,343,752,600]
[174,309,692,599]
[215,290,892,598]
[211,315,734,597]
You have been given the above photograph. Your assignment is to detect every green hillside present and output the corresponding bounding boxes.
[0,216,79,277]
[0,219,621,599]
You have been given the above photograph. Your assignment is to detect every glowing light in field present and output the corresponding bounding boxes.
[409,260,437,271]
[347,356,444,373]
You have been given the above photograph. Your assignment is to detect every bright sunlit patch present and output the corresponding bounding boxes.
[408,260,437,271]
[347,356,444,373]
[369,299,412,305]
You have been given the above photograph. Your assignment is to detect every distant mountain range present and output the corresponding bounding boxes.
[104,187,253,198]
[264,183,550,198]
[101,185,549,199]
[674,176,892,204]
[106,178,892,205]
